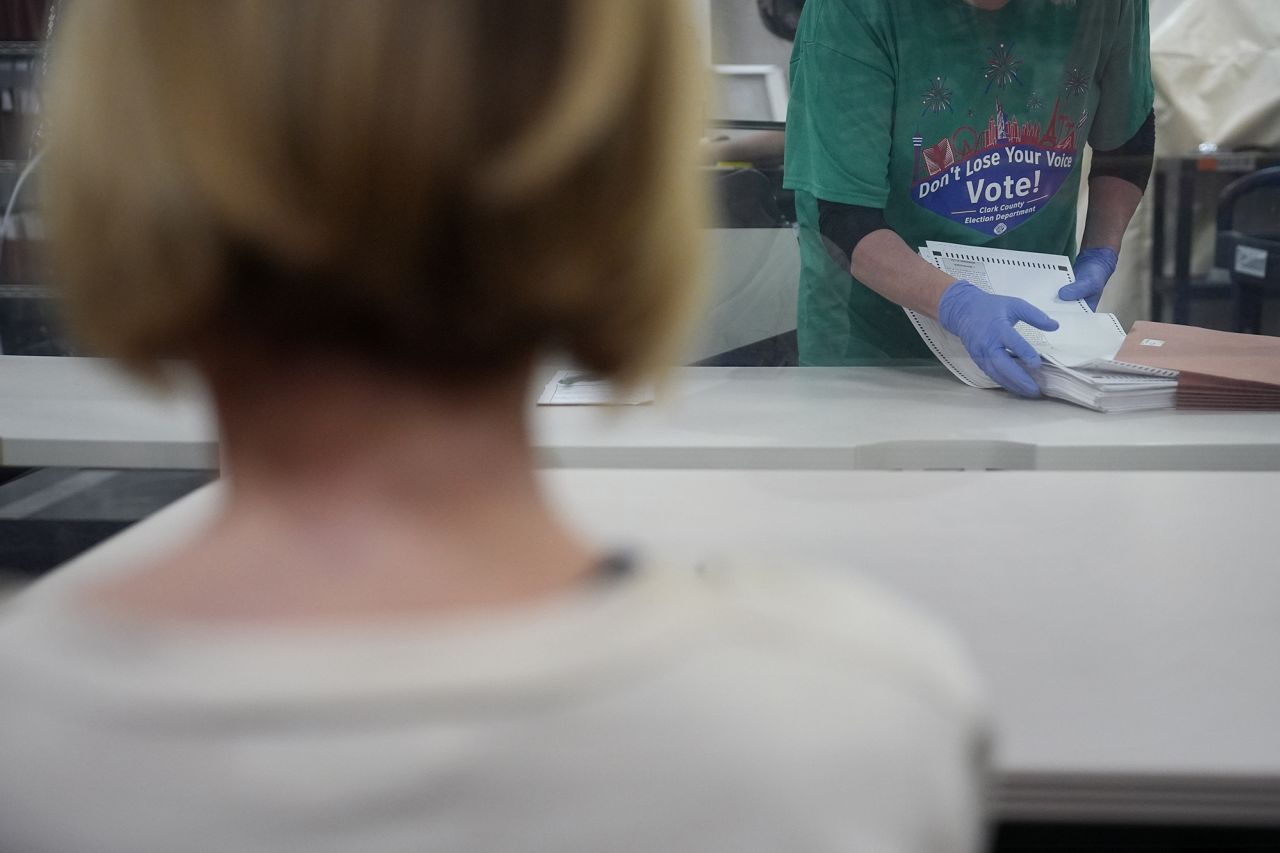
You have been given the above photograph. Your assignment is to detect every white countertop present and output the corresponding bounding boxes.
[534,367,1280,471]
[0,356,216,470]
[6,356,1280,472]
[30,468,1280,825]
[542,468,1280,825]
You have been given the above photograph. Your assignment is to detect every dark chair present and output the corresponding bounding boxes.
[1215,166,1280,334]
[711,167,790,229]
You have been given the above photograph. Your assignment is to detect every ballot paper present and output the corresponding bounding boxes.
[908,242,1129,385]
[1034,364,1177,413]
[905,242,1175,412]
[537,370,655,406]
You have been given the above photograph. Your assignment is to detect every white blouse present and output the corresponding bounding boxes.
[0,550,989,853]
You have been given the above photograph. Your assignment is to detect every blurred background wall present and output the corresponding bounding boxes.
[0,0,48,41]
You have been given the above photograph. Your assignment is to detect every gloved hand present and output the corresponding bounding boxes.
[1057,246,1118,311]
[938,280,1060,398]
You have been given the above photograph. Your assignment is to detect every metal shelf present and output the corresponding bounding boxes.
[0,285,51,299]
[1151,274,1233,300]
[0,42,42,57]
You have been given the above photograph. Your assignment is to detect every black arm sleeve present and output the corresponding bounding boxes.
[817,199,888,267]
[1089,109,1155,193]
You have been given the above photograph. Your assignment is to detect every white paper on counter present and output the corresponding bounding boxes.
[537,371,655,406]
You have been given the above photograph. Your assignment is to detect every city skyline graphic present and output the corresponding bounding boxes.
[912,96,1083,184]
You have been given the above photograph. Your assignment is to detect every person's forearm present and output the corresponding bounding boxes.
[849,228,958,318]
[1080,175,1144,252]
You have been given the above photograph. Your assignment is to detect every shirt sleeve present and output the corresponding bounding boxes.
[1088,0,1154,151]
[783,1,896,208]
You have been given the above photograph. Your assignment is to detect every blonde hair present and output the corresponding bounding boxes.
[45,0,706,386]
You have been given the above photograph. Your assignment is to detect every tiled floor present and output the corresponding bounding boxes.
[0,467,216,578]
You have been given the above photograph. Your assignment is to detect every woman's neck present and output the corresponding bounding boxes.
[89,359,600,624]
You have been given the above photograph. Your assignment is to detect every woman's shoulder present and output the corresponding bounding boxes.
[659,555,987,720]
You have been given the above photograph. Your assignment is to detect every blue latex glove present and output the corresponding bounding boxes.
[1057,247,1118,311]
[938,280,1060,398]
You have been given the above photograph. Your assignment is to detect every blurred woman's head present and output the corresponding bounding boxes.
[45,0,705,390]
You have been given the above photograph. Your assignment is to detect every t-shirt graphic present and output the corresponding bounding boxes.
[911,48,1089,238]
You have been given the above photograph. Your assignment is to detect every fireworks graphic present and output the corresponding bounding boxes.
[1063,67,1090,99]
[921,76,955,116]
[984,43,1024,93]
[1026,91,1044,113]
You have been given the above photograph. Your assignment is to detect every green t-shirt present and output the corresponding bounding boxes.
[783,0,1153,365]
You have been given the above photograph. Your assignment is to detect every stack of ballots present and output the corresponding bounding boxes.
[905,242,1177,413]
[1033,361,1178,414]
